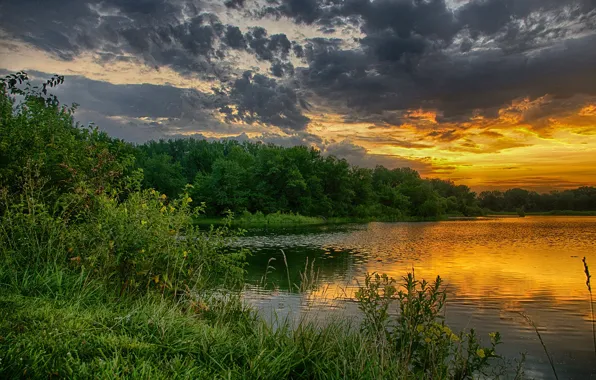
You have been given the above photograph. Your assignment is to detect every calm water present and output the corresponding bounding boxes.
[236,217,596,379]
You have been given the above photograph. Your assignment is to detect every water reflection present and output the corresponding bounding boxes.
[237,217,596,379]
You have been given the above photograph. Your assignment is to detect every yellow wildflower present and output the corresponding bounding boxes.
[183,250,188,258]
[489,332,497,340]
[153,275,160,284]
[67,247,74,253]
[476,349,485,358]
[424,337,431,343]
[443,326,452,335]
[169,206,175,212]
[450,333,460,342]
[416,325,424,333]
[160,206,166,213]
[160,194,167,200]
[186,197,192,203]
[140,249,145,254]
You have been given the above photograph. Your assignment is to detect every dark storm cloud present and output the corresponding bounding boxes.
[322,140,432,171]
[262,0,596,123]
[354,135,434,149]
[0,0,303,79]
[220,71,310,130]
[3,0,596,137]
[224,26,247,49]
[0,0,314,131]
[16,70,312,141]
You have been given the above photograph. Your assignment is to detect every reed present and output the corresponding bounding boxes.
[518,312,558,380]
[583,257,596,357]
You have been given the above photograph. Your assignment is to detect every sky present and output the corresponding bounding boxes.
[1,0,596,192]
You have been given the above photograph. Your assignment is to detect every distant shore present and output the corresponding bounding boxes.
[195,210,596,228]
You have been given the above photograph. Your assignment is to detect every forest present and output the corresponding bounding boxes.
[136,139,596,219]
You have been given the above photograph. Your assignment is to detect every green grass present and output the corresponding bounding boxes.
[0,269,513,379]
[194,212,449,228]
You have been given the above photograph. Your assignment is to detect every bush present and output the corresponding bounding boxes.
[0,172,247,298]
[356,272,503,379]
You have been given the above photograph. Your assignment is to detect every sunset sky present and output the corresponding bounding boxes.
[1,0,595,191]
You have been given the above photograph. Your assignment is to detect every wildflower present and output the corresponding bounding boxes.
[186,197,192,203]
[160,194,167,200]
[169,206,175,212]
[450,333,460,342]
[476,348,485,358]
[140,249,145,254]
[67,247,73,253]
[153,275,160,284]
[160,206,166,213]
[489,332,497,341]
[141,220,147,225]
[424,337,431,343]
[183,250,188,258]
[443,326,452,335]
[417,325,425,333]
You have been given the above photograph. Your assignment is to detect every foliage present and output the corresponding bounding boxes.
[0,72,247,296]
[0,72,137,210]
[356,272,504,379]
[135,139,483,219]
[479,187,596,213]
[236,210,324,226]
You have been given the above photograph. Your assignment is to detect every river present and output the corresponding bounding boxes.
[236,216,596,379]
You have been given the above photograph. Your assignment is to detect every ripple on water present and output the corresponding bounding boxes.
[240,217,596,378]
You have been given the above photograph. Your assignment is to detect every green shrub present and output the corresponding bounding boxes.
[0,176,247,297]
[356,272,502,379]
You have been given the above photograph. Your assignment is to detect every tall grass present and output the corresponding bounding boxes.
[518,312,559,380]
[583,257,596,358]
[237,211,325,226]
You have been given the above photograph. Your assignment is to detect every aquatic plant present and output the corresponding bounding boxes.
[583,257,596,358]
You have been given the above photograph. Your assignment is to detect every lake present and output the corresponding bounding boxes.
[236,216,596,379]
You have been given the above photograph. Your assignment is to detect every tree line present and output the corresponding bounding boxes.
[477,187,596,213]
[134,138,596,218]
[134,139,485,219]
[1,71,595,220]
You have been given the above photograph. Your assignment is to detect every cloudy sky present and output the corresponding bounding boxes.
[1,0,596,191]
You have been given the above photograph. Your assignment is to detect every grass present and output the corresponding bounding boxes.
[518,312,559,380]
[0,268,511,379]
[583,257,596,358]
[194,212,449,228]
[195,211,326,227]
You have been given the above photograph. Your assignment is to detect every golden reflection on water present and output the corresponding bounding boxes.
[302,217,595,310]
[242,217,596,377]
